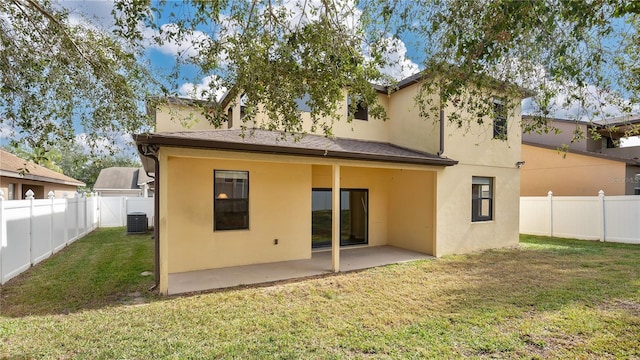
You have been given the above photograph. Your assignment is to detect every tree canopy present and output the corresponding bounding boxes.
[1,0,639,159]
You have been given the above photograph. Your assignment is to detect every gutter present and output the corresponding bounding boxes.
[137,144,160,291]
[134,133,458,167]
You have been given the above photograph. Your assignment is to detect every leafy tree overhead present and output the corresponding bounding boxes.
[1,0,154,162]
[1,0,639,157]
[136,0,640,140]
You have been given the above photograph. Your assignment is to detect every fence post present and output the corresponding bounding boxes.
[122,196,127,227]
[0,190,5,284]
[63,193,69,245]
[547,191,553,237]
[598,190,605,242]
[76,191,82,239]
[26,189,35,264]
[48,191,55,255]
[83,194,88,235]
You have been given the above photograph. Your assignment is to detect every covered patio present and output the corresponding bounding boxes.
[167,245,433,295]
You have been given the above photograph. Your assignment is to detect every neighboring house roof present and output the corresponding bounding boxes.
[593,114,640,127]
[94,167,152,191]
[522,141,640,166]
[134,129,458,167]
[0,149,85,187]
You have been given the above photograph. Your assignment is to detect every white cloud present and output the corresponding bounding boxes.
[521,84,639,121]
[178,75,227,101]
[57,0,116,30]
[375,37,420,81]
[74,132,137,158]
[144,23,210,59]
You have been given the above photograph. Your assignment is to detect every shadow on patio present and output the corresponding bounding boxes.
[168,246,433,295]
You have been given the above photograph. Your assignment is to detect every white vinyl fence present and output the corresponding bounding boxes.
[520,191,640,244]
[0,190,99,284]
[99,197,154,228]
[0,192,154,285]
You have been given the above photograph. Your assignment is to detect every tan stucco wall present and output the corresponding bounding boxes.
[155,103,224,132]
[387,170,436,254]
[441,101,522,168]
[162,150,312,275]
[521,144,627,196]
[387,85,441,155]
[522,121,594,151]
[435,164,520,256]
[0,178,79,199]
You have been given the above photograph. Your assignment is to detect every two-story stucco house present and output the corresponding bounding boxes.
[135,73,525,295]
[521,115,640,196]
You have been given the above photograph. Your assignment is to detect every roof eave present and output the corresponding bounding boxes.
[133,133,458,167]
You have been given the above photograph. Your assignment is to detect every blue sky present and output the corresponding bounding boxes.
[56,0,640,147]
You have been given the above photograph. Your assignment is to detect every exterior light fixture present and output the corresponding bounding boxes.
[515,161,526,168]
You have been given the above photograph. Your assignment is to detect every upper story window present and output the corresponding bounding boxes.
[227,107,233,129]
[493,98,507,140]
[347,96,368,121]
[472,177,493,222]
[214,170,249,231]
[295,93,312,112]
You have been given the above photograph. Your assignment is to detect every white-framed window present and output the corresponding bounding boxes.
[493,98,507,140]
[214,170,249,231]
[472,177,493,222]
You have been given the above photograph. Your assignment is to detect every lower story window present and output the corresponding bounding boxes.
[214,170,249,230]
[472,177,493,222]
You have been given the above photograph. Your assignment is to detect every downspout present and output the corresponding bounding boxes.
[138,144,160,291]
[437,102,445,156]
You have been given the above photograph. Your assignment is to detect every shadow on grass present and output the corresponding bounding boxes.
[0,228,161,318]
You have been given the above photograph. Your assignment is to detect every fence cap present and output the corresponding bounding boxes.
[25,189,35,199]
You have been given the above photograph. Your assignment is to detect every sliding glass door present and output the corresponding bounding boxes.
[311,189,368,249]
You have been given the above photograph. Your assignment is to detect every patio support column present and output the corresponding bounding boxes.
[332,164,340,272]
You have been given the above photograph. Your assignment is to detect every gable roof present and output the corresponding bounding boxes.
[522,141,640,166]
[134,129,457,167]
[0,149,85,187]
[94,167,153,191]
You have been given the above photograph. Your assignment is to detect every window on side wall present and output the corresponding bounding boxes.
[214,170,249,231]
[472,177,493,222]
[493,98,507,140]
[347,96,368,121]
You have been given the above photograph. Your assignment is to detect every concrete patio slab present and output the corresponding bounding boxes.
[168,245,432,295]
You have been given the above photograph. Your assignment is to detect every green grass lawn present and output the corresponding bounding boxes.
[1,231,639,359]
